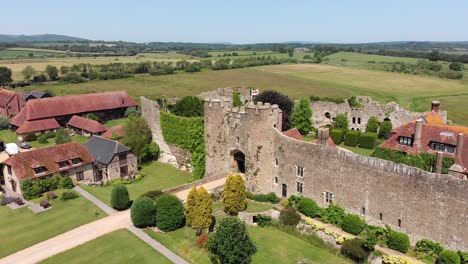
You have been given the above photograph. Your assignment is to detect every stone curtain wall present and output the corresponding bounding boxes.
[204,97,467,251]
[140,97,178,167]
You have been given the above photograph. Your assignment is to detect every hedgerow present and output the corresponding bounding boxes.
[330,129,345,144]
[160,112,205,179]
[344,130,360,147]
[387,230,410,253]
[359,132,377,149]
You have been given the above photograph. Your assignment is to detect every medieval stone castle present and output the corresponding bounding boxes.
[141,89,467,251]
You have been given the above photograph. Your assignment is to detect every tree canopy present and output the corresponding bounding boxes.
[122,115,159,163]
[171,96,204,117]
[290,98,312,135]
[255,90,293,131]
[21,66,36,82]
[334,113,349,130]
[186,186,213,231]
[365,116,379,133]
[0,66,13,84]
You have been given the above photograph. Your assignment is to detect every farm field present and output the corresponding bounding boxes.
[81,161,194,206]
[0,189,105,258]
[40,229,172,264]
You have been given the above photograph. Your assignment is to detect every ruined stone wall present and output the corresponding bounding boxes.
[198,87,251,104]
[311,96,447,130]
[204,98,467,251]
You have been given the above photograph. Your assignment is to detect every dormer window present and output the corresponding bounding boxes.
[430,142,455,154]
[33,166,47,175]
[72,158,82,165]
[58,161,69,168]
[398,136,413,146]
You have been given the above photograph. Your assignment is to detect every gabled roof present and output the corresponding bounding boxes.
[15,118,60,134]
[102,125,125,139]
[0,89,23,107]
[67,115,107,133]
[4,142,93,180]
[19,91,51,101]
[84,136,130,165]
[282,128,304,141]
[11,91,137,127]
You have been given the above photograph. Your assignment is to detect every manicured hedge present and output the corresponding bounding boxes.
[155,194,185,232]
[387,230,410,253]
[330,129,345,144]
[438,250,461,264]
[246,192,280,204]
[111,184,130,211]
[160,112,205,179]
[359,132,377,149]
[296,198,320,218]
[341,214,366,235]
[344,130,360,147]
[20,174,72,200]
[131,196,157,228]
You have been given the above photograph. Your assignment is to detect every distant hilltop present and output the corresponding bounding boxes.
[0,34,88,42]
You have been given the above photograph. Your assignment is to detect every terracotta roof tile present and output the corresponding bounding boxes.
[4,142,93,180]
[282,128,304,141]
[0,89,19,107]
[15,118,60,134]
[102,125,125,139]
[68,115,108,133]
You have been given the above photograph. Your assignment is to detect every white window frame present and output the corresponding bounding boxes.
[295,165,304,177]
[324,191,334,205]
[296,181,304,194]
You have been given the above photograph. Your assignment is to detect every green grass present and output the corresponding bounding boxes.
[104,118,127,128]
[146,226,350,264]
[0,189,105,258]
[40,229,172,264]
[81,161,193,206]
[339,143,375,157]
[0,129,87,148]
[245,200,275,213]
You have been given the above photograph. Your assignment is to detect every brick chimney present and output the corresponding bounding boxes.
[414,119,423,149]
[431,101,440,112]
[317,128,330,145]
[456,133,464,160]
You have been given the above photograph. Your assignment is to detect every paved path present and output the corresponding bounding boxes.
[127,226,188,264]
[1,177,227,264]
[74,186,116,215]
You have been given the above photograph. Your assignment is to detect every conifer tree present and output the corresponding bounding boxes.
[291,97,312,135]
[186,186,213,234]
[222,174,247,215]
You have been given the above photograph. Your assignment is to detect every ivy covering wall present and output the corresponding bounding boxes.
[160,112,205,179]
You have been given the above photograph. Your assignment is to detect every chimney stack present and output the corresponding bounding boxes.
[317,128,330,145]
[435,152,443,174]
[431,101,440,112]
[456,133,464,160]
[414,119,423,149]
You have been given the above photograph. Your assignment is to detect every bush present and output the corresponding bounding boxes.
[60,190,78,200]
[287,195,303,206]
[23,132,37,141]
[111,184,130,211]
[247,192,280,204]
[334,114,348,130]
[319,204,346,225]
[438,250,461,264]
[171,96,204,117]
[37,133,49,144]
[297,198,320,218]
[341,214,366,235]
[290,98,312,135]
[232,92,243,107]
[366,116,379,133]
[47,192,58,200]
[140,190,163,200]
[40,199,51,208]
[359,132,377,149]
[155,194,185,232]
[449,62,464,71]
[196,233,209,248]
[344,130,360,147]
[330,129,345,144]
[340,238,370,263]
[387,230,410,253]
[222,174,247,215]
[256,214,273,227]
[61,72,86,83]
[131,196,156,228]
[0,117,9,130]
[279,205,301,226]
[124,107,141,117]
[379,120,392,139]
[438,71,464,80]
[458,251,468,264]
[55,128,71,145]
[60,176,74,189]
[415,239,444,256]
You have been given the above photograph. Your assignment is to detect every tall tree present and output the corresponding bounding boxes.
[290,98,312,135]
[45,65,59,80]
[55,128,71,144]
[365,116,379,133]
[21,66,36,82]
[255,90,293,131]
[379,120,393,139]
[428,50,440,62]
[171,96,204,117]
[0,66,13,84]
[208,217,256,264]
[334,113,349,130]
[222,174,247,215]
[122,115,156,163]
[186,186,213,234]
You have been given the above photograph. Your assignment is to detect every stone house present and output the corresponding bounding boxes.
[67,115,108,137]
[0,88,26,118]
[2,142,94,196]
[84,136,138,182]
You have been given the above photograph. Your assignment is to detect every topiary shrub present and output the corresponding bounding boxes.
[155,194,185,232]
[359,132,377,149]
[344,130,360,147]
[131,196,156,228]
[60,175,74,189]
[279,205,301,226]
[341,214,366,235]
[296,197,320,218]
[330,128,345,144]
[111,184,130,211]
[387,230,410,253]
[222,174,247,215]
[438,250,461,264]
[340,238,370,263]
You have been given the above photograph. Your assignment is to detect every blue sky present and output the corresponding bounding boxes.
[3,0,468,43]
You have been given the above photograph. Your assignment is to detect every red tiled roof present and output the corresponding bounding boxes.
[423,111,444,125]
[15,118,60,134]
[4,142,93,180]
[11,91,137,127]
[381,121,468,172]
[282,128,304,141]
[68,115,107,133]
[0,89,20,107]
[102,125,125,139]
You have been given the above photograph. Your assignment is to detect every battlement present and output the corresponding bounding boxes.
[205,97,282,117]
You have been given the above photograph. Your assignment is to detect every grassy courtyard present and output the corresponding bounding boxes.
[40,229,172,264]
[146,226,349,264]
[81,161,194,206]
[0,190,105,258]
[0,129,87,148]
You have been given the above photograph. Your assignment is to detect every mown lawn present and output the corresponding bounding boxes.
[146,226,350,264]
[104,118,127,128]
[0,190,105,258]
[338,143,375,157]
[0,129,87,148]
[40,229,172,264]
[81,161,193,206]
